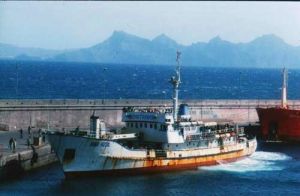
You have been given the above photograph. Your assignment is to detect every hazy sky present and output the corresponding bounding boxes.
[1,1,300,50]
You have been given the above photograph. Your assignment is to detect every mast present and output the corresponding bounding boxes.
[281,67,288,108]
[170,51,181,121]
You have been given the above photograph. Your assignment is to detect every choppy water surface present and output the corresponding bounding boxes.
[1,145,300,195]
[1,60,300,99]
[202,151,291,172]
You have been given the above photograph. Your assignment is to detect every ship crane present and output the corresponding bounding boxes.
[170,51,181,122]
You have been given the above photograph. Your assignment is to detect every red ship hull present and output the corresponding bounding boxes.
[256,107,300,141]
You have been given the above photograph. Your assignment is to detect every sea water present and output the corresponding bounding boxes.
[0,60,300,100]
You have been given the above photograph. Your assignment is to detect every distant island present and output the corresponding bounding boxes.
[1,31,300,68]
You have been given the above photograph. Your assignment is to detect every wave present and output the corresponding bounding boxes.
[200,151,291,172]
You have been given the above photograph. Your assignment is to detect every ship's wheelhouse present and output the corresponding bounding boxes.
[122,110,184,143]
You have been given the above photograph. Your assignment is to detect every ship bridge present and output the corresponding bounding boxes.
[121,107,183,143]
[123,111,173,124]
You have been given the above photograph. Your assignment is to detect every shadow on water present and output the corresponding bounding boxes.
[58,169,224,196]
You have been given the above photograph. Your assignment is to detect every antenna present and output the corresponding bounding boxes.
[281,67,288,108]
[170,51,181,122]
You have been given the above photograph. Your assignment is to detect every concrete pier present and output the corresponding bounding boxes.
[0,130,57,179]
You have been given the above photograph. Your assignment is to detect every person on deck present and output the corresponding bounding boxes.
[12,138,16,153]
[28,126,31,137]
[27,137,31,149]
[19,128,23,139]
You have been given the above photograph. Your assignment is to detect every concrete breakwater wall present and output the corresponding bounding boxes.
[0,99,300,131]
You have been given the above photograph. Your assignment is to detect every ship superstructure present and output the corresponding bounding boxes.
[48,52,257,177]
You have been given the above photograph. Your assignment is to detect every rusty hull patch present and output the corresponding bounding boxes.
[142,149,246,169]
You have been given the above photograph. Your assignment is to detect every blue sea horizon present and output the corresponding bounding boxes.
[0,59,298,100]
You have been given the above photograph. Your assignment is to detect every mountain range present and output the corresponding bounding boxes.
[1,31,300,68]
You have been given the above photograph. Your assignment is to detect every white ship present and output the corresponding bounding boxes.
[48,52,257,177]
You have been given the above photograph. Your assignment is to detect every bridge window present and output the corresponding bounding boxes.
[144,123,147,128]
[135,123,138,128]
[150,124,153,128]
[140,123,143,128]
[154,124,157,130]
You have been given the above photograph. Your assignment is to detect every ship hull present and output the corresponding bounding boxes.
[48,134,257,177]
[64,151,249,178]
[257,107,300,141]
